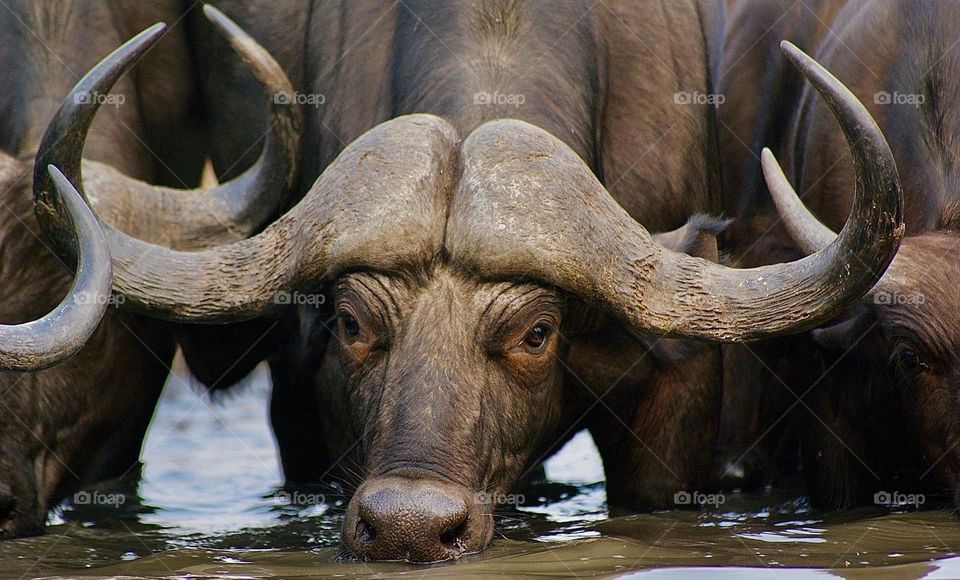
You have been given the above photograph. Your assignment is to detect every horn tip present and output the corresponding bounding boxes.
[779,44,829,88]
[760,148,789,187]
[121,22,166,57]
[688,213,734,237]
[779,40,809,66]
[136,22,167,47]
[145,22,167,36]
[202,4,222,19]
[760,147,775,166]
[46,165,76,200]
[204,4,245,41]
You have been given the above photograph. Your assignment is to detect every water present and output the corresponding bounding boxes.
[2,365,959,578]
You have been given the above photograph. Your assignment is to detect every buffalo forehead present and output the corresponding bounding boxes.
[321,114,458,277]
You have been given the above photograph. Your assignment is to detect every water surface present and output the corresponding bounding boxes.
[3,366,959,578]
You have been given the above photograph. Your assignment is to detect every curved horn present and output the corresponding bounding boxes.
[37,115,457,322]
[763,147,835,254]
[34,5,301,254]
[446,42,902,342]
[0,166,111,370]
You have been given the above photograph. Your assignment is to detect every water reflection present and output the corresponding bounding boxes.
[1,366,958,578]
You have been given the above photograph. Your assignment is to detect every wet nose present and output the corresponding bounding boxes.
[342,476,477,562]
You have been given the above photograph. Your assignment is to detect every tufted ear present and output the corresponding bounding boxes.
[651,214,731,262]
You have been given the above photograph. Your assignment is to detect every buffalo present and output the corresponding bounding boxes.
[30,1,906,562]
[0,3,298,538]
[719,0,960,509]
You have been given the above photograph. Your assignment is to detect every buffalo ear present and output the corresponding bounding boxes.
[651,214,732,262]
[810,305,874,352]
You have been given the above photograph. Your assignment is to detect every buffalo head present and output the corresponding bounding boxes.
[773,164,960,505]
[769,43,960,506]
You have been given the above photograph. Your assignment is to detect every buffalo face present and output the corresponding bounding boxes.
[333,268,566,561]
[805,236,960,503]
[0,447,43,540]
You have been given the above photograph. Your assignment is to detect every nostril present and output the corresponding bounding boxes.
[439,514,470,549]
[356,516,377,545]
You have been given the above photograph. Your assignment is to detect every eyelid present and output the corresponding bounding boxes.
[336,303,358,318]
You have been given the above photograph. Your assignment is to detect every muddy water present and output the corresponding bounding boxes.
[2,367,959,578]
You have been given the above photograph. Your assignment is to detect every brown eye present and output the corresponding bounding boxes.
[340,312,360,337]
[523,324,551,351]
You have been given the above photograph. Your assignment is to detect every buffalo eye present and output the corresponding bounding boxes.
[340,311,361,337]
[894,346,929,376]
[522,324,552,352]
[901,349,920,369]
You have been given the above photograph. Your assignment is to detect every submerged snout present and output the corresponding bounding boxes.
[342,476,492,562]
[0,483,14,536]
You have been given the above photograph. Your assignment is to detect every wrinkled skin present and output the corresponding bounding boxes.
[719,0,960,507]
[183,0,727,562]
[0,1,200,537]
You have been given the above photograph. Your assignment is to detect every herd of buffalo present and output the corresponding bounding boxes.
[0,0,954,564]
